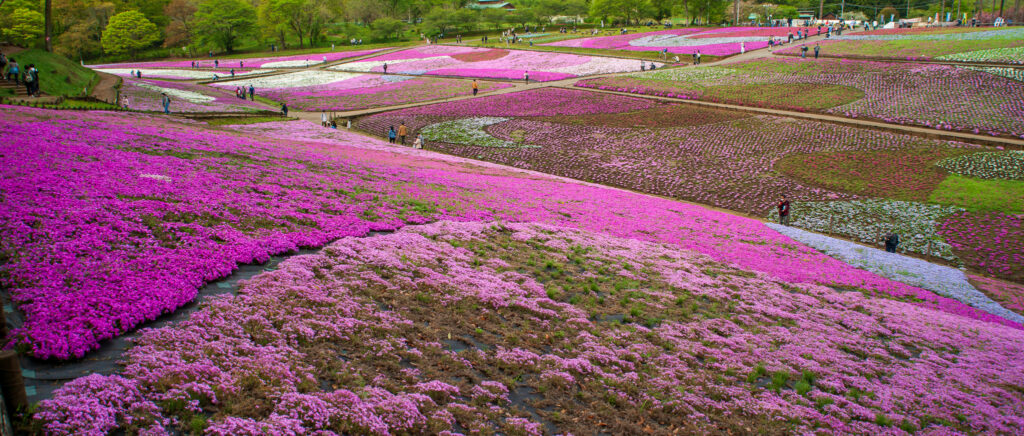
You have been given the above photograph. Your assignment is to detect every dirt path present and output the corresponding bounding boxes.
[90,71,121,103]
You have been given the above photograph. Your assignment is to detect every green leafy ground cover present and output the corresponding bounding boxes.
[13,49,99,97]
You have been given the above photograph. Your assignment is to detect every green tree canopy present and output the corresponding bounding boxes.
[193,0,256,53]
[101,10,160,57]
[371,16,404,40]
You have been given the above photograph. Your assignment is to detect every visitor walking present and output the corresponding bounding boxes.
[801,45,808,58]
[472,79,479,96]
[249,84,255,101]
[413,133,424,149]
[240,61,243,68]
[214,59,219,68]
[24,64,38,97]
[884,232,900,253]
[640,60,645,71]
[814,44,820,59]
[281,103,288,116]
[161,93,171,114]
[398,122,408,145]
[121,95,129,109]
[695,50,701,65]
[321,111,328,127]
[777,195,791,226]
[524,71,529,83]
[387,126,397,143]
[383,63,388,73]
[740,42,745,54]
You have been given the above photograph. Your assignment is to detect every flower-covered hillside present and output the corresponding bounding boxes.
[37,222,1024,435]
[0,106,1013,361]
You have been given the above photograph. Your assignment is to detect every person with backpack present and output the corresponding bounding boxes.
[25,64,39,96]
[387,126,397,143]
[0,53,7,78]
[884,232,900,253]
[248,84,255,101]
[281,103,288,116]
[801,45,809,58]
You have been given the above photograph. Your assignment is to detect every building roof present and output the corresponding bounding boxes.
[467,1,515,10]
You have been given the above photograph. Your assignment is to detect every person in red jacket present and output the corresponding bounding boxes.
[777,195,791,226]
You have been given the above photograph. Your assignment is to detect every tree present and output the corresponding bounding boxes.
[345,0,385,24]
[101,10,159,57]
[45,0,52,51]
[589,0,653,25]
[53,0,114,59]
[2,8,44,46]
[261,0,310,48]
[481,7,507,29]
[194,0,256,53]
[650,0,675,21]
[163,0,196,50]
[371,16,404,39]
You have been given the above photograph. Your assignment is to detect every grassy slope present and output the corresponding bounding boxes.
[13,49,99,97]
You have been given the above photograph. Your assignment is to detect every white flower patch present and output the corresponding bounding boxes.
[631,66,738,80]
[95,68,269,80]
[139,173,172,182]
[330,56,448,73]
[941,47,1024,64]
[421,117,538,148]
[259,59,325,68]
[135,82,216,103]
[215,70,363,89]
[549,58,663,76]
[629,35,766,48]
[937,151,1024,180]
[767,222,1024,324]
[768,199,964,261]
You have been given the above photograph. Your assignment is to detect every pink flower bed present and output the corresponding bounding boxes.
[2,105,1017,361]
[970,275,1024,315]
[220,74,514,111]
[89,48,388,69]
[334,46,652,81]
[34,220,1024,434]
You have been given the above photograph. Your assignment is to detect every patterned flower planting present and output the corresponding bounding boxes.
[769,199,964,261]
[767,223,1024,324]
[35,221,1024,434]
[776,27,1024,63]
[212,72,512,111]
[118,79,275,113]
[5,105,1016,360]
[577,58,1024,138]
[331,45,658,81]
[542,26,811,56]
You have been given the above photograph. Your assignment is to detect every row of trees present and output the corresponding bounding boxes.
[0,0,1016,60]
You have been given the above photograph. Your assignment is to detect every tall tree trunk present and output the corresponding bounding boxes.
[819,0,825,19]
[734,0,739,25]
[44,0,52,51]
